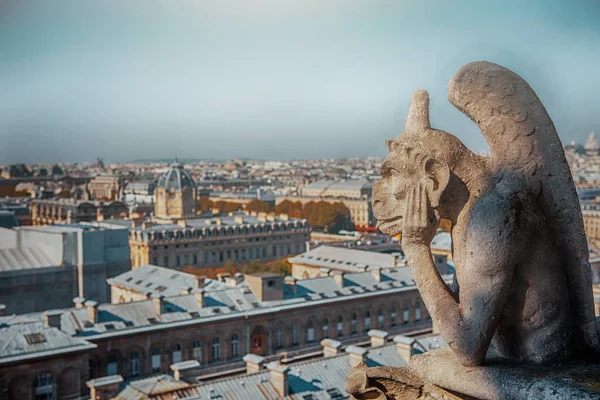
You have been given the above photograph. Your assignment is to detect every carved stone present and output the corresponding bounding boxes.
[356,61,600,398]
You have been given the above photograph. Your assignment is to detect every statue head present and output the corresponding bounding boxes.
[373,90,470,236]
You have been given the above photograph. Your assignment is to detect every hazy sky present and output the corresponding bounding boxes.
[1,0,599,163]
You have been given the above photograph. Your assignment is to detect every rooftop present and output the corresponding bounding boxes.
[289,245,404,272]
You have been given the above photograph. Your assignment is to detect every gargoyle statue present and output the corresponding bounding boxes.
[372,61,600,366]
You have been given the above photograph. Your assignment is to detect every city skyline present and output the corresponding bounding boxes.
[1,0,600,164]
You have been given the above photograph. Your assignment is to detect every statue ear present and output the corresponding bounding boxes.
[423,158,450,208]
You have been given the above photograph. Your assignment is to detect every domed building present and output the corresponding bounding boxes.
[154,161,197,220]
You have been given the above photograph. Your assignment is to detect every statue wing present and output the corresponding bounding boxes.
[448,61,600,353]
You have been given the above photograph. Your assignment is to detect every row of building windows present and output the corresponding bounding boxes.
[135,223,308,242]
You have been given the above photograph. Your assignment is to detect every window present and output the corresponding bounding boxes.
[403,306,410,324]
[204,253,209,263]
[184,255,189,265]
[193,341,202,363]
[231,334,239,357]
[365,311,371,331]
[163,256,169,267]
[193,254,198,265]
[351,314,357,334]
[337,317,343,337]
[219,251,224,262]
[415,301,421,322]
[152,256,158,265]
[391,308,397,327]
[272,246,276,257]
[212,338,221,360]
[276,328,283,348]
[107,355,118,375]
[322,319,329,338]
[378,309,384,329]
[152,348,161,372]
[262,248,267,257]
[34,372,53,400]
[292,324,299,345]
[130,351,140,377]
[176,256,181,267]
[307,322,315,343]
[172,344,182,364]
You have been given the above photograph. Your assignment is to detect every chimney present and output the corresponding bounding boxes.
[194,276,206,289]
[305,241,311,252]
[345,345,367,368]
[194,289,205,307]
[170,360,200,382]
[394,335,415,364]
[216,273,231,282]
[370,266,382,282]
[151,294,163,314]
[368,329,388,348]
[211,207,220,215]
[86,375,124,400]
[234,215,244,224]
[73,297,86,309]
[279,213,289,221]
[332,271,345,288]
[177,219,187,228]
[180,287,191,295]
[243,354,265,374]
[0,304,6,317]
[266,214,276,222]
[320,338,342,357]
[234,272,244,285]
[44,310,62,330]
[225,276,238,288]
[267,361,289,397]
[85,300,98,324]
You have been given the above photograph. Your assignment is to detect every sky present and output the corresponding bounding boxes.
[1,0,599,164]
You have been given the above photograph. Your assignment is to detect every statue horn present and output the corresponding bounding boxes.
[405,89,431,131]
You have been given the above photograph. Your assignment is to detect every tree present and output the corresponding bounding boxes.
[51,165,64,176]
[245,200,273,213]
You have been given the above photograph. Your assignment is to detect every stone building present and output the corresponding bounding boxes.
[0,267,446,399]
[0,223,130,313]
[154,161,197,221]
[29,199,128,226]
[88,175,121,201]
[584,131,599,157]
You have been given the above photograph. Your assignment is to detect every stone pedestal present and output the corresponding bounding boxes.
[409,348,600,400]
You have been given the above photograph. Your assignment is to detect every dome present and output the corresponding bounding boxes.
[156,161,195,191]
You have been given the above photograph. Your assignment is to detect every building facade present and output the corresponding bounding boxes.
[29,199,128,226]
[0,267,443,399]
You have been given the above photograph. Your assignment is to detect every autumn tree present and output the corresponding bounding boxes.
[245,200,273,213]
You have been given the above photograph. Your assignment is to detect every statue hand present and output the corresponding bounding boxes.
[402,182,439,249]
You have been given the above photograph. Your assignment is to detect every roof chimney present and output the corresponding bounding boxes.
[345,345,367,368]
[243,354,265,374]
[320,338,342,357]
[73,297,86,309]
[194,289,205,308]
[394,335,415,364]
[44,310,62,330]
[370,266,382,282]
[332,270,345,288]
[267,361,289,397]
[170,360,200,382]
[234,215,244,224]
[368,329,388,348]
[216,273,230,282]
[151,295,163,314]
[177,219,187,228]
[86,375,124,400]
[180,287,191,295]
[194,276,206,289]
[85,300,98,324]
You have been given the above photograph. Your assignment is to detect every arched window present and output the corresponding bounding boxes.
[337,316,344,337]
[322,319,329,338]
[212,338,221,361]
[193,341,202,363]
[130,351,140,377]
[377,309,384,329]
[351,313,357,334]
[172,344,182,364]
[307,321,315,343]
[276,328,283,349]
[292,324,299,345]
[106,355,118,376]
[365,311,371,331]
[231,334,239,357]
[35,372,53,400]
[391,307,397,327]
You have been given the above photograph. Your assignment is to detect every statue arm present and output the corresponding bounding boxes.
[404,192,519,366]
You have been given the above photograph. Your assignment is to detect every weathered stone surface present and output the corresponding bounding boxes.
[371,61,600,367]
[345,362,470,399]
[409,348,600,400]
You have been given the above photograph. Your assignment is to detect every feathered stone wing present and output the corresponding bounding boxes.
[448,61,600,353]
